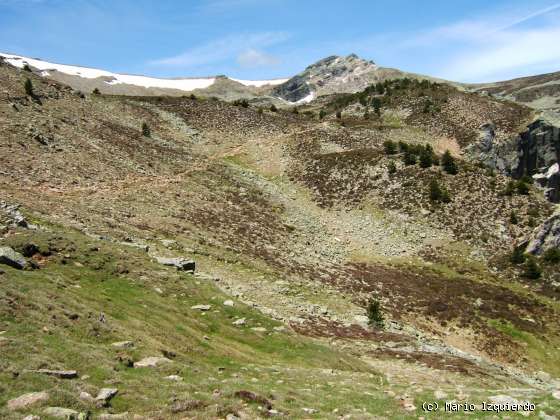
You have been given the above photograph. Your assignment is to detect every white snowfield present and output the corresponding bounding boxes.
[230,78,288,87]
[0,53,287,91]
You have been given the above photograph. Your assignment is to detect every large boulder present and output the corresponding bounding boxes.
[7,391,49,410]
[534,163,560,202]
[526,208,560,255]
[134,356,172,368]
[0,246,27,269]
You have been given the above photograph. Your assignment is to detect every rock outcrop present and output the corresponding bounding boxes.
[468,117,560,201]
[526,208,560,255]
[0,246,27,269]
[272,54,407,103]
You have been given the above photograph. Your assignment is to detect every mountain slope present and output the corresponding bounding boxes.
[272,54,452,103]
[1,55,560,418]
[470,70,560,115]
[0,52,287,99]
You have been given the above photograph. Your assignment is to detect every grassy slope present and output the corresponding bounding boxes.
[0,225,399,419]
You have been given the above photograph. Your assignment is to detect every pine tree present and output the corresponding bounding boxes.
[441,150,458,174]
[419,146,433,168]
[516,180,529,195]
[269,104,278,112]
[92,88,100,95]
[383,140,397,155]
[403,149,417,165]
[510,246,526,264]
[336,110,342,119]
[523,256,542,279]
[429,179,442,201]
[372,97,382,116]
[24,78,34,96]
[367,299,384,328]
[387,161,397,174]
[319,109,327,120]
[503,180,515,196]
[141,122,151,137]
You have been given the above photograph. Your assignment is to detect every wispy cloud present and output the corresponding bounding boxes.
[390,3,560,81]
[149,32,288,70]
[237,48,280,67]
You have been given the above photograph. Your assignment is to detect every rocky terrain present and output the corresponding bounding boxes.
[1,54,560,419]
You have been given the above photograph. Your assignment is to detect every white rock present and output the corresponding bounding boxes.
[232,318,246,326]
[134,356,172,368]
[43,407,79,418]
[97,413,130,420]
[111,340,134,349]
[165,375,182,381]
[191,304,211,311]
[7,391,49,410]
[251,327,267,332]
[79,391,94,403]
[223,300,234,307]
[96,388,118,402]
[552,390,560,399]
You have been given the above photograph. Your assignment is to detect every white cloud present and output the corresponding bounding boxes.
[394,3,560,82]
[236,48,279,68]
[149,32,288,69]
[440,26,560,82]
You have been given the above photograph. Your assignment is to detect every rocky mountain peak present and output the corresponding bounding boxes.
[272,53,397,103]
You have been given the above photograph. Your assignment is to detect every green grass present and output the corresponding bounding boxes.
[0,226,397,419]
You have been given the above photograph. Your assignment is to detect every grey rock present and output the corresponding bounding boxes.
[43,407,80,418]
[134,356,172,368]
[96,388,118,403]
[526,208,560,255]
[223,300,234,307]
[0,246,27,269]
[468,118,560,202]
[23,416,41,420]
[232,318,246,326]
[155,256,195,272]
[111,340,134,349]
[97,413,129,420]
[191,304,211,311]
[35,369,78,379]
[7,391,49,410]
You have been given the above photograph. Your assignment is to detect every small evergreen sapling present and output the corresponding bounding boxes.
[523,256,542,279]
[24,78,34,96]
[367,298,384,328]
[142,122,151,137]
[441,150,458,174]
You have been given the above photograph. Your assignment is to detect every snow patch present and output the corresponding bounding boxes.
[0,53,216,92]
[294,91,315,104]
[230,78,288,87]
[546,162,559,177]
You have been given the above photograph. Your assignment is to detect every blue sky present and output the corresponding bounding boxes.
[1,0,560,82]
